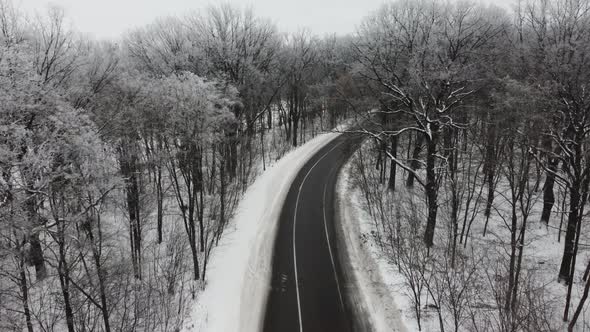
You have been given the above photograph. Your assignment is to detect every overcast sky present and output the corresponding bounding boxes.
[17,0,515,40]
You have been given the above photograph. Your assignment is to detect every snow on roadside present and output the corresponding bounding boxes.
[183,131,340,332]
[336,161,415,332]
[337,141,590,331]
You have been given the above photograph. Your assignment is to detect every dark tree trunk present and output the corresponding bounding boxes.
[198,189,205,253]
[388,135,398,191]
[484,169,495,219]
[190,240,200,282]
[192,145,205,253]
[584,259,590,281]
[292,88,300,147]
[424,128,439,248]
[505,203,518,315]
[156,165,163,244]
[267,104,273,129]
[443,127,456,175]
[85,216,111,332]
[483,119,498,222]
[19,249,34,332]
[450,183,459,268]
[57,225,75,332]
[570,261,590,330]
[380,139,387,183]
[27,233,47,280]
[446,126,460,265]
[482,169,495,237]
[563,175,590,320]
[216,149,227,246]
[286,113,292,142]
[293,115,299,147]
[23,188,47,280]
[407,133,424,188]
[119,146,142,280]
[540,157,558,224]
[229,137,238,180]
[155,137,164,244]
[559,183,581,284]
[220,159,227,231]
[511,214,528,327]
[188,145,200,280]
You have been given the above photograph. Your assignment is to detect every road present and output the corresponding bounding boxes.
[263,132,364,332]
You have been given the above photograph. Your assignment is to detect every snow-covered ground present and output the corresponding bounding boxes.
[338,140,590,332]
[182,130,340,332]
[337,161,413,332]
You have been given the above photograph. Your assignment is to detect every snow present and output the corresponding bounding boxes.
[338,140,590,331]
[336,161,413,332]
[183,130,340,332]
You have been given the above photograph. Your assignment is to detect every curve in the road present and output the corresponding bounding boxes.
[264,133,364,332]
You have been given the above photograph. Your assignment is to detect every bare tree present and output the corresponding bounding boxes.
[353,0,506,247]
[32,6,80,86]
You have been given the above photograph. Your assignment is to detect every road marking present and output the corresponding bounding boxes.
[293,138,344,332]
[323,161,347,313]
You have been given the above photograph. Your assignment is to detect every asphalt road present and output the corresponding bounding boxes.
[263,132,364,332]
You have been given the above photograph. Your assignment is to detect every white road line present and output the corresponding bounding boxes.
[323,162,347,313]
[293,139,344,332]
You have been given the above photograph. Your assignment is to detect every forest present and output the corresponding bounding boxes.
[347,0,590,331]
[0,1,352,331]
[2,0,590,331]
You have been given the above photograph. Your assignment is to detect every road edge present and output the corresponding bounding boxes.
[334,159,409,332]
[239,132,341,332]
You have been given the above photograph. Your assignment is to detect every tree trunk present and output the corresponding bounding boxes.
[505,205,518,322]
[292,110,299,147]
[192,145,205,253]
[57,225,76,332]
[19,249,34,332]
[388,135,398,191]
[119,147,142,280]
[482,167,495,237]
[380,139,387,183]
[156,137,164,244]
[27,233,47,280]
[511,215,527,329]
[407,133,424,188]
[559,182,581,284]
[190,240,200,281]
[86,216,112,332]
[444,127,456,175]
[450,184,459,269]
[220,159,227,231]
[569,261,590,331]
[563,175,590,320]
[424,129,439,248]
[188,148,200,281]
[156,163,163,244]
[483,119,497,223]
[540,157,558,224]
[267,104,273,129]
[21,160,47,280]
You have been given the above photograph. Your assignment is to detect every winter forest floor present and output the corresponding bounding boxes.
[0,110,346,332]
[338,140,590,332]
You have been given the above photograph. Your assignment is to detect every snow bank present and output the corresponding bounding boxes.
[184,131,339,332]
[336,162,412,332]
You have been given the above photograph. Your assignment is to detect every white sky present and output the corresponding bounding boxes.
[16,0,515,40]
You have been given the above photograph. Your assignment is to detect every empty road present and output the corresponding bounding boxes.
[263,132,364,332]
